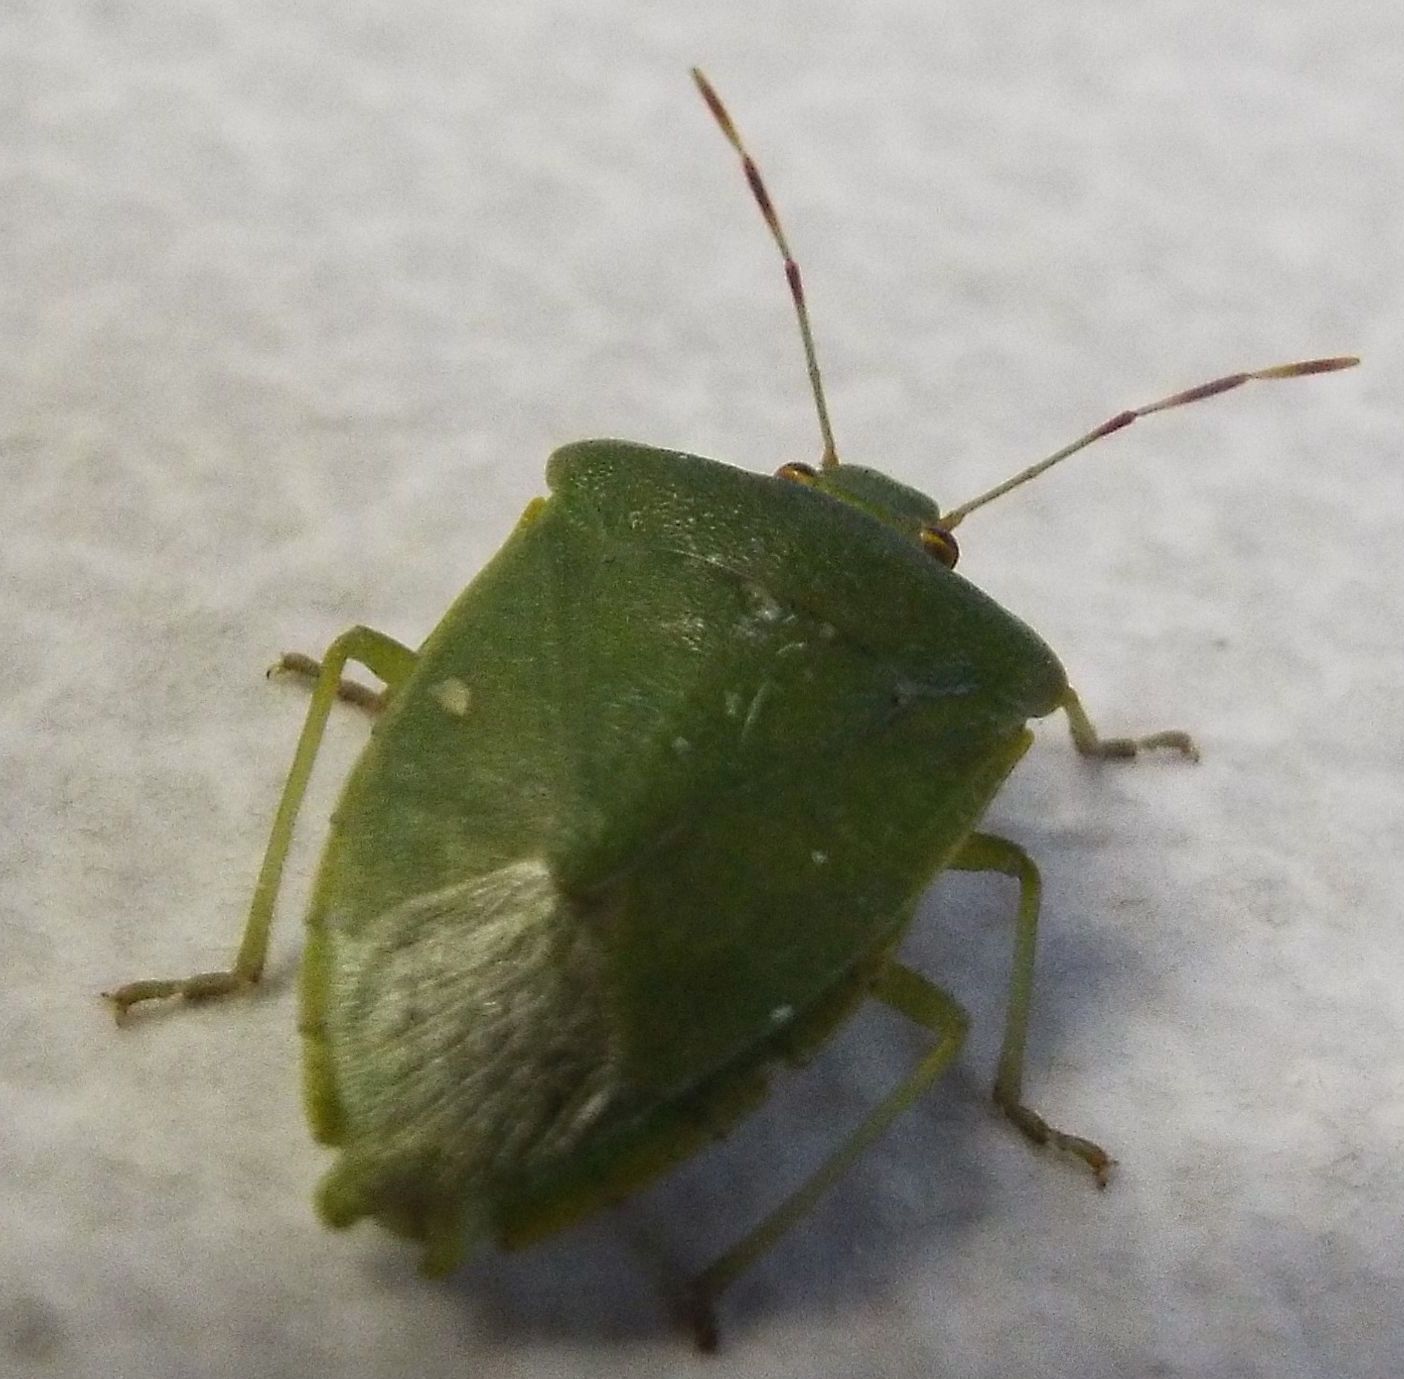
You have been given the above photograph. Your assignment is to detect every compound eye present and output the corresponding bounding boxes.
[919,525,959,569]
[775,461,819,485]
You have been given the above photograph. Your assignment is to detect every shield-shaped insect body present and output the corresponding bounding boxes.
[109,69,1356,1350]
[301,441,1063,1250]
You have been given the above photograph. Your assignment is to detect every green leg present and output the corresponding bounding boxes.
[951,832,1112,1184]
[106,626,417,1018]
[1060,685,1199,761]
[270,651,389,715]
[682,962,969,1351]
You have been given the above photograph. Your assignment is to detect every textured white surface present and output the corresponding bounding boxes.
[4,3,1402,1377]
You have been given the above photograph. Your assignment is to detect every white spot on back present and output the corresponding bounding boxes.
[430,677,472,717]
[745,583,785,623]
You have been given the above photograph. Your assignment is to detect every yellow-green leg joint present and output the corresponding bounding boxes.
[105,625,417,1020]
[270,650,397,715]
[682,961,969,1350]
[1060,685,1199,762]
[951,831,1113,1186]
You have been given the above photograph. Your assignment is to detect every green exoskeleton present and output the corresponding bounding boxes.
[108,68,1357,1349]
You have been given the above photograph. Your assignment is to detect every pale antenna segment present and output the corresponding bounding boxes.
[941,356,1359,529]
[692,68,840,470]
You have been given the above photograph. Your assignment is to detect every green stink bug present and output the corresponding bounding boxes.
[107,69,1357,1349]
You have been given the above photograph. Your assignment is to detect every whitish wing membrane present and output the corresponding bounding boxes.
[313,859,621,1257]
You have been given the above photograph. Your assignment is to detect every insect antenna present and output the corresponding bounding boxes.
[692,67,841,470]
[940,355,1359,529]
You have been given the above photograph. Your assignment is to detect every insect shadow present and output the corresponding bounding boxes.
[410,802,1157,1349]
